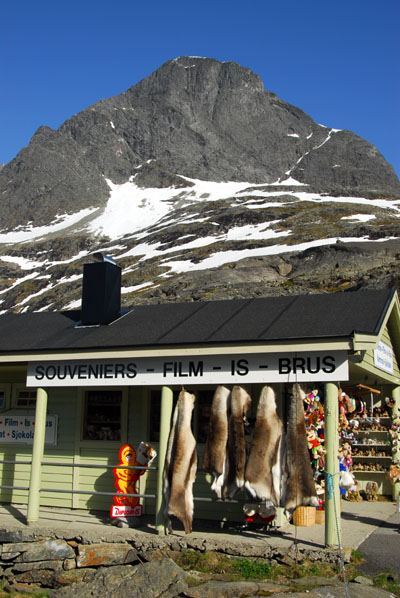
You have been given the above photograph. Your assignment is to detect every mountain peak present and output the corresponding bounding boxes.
[127,56,265,117]
[0,56,400,313]
[0,56,399,235]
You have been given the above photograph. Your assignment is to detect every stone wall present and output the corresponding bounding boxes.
[0,528,348,593]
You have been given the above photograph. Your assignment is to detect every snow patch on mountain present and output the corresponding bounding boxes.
[1,174,400,313]
[2,177,399,255]
[0,208,98,244]
[342,214,376,222]
[88,179,178,237]
[161,235,395,275]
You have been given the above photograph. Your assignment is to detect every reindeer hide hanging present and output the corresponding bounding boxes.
[225,385,251,498]
[283,383,318,516]
[245,385,285,506]
[163,389,197,533]
[201,385,231,498]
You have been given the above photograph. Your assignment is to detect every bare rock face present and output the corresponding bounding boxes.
[0,126,110,230]
[291,129,400,197]
[48,558,188,598]
[0,57,399,231]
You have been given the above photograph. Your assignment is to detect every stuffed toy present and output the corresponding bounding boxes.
[385,397,396,410]
[338,413,349,433]
[315,479,325,508]
[243,503,275,527]
[338,390,348,417]
[338,442,354,494]
[339,469,355,491]
[388,463,400,483]
[306,389,320,407]
[341,441,353,469]
[307,427,326,469]
[363,481,378,502]
[346,480,362,502]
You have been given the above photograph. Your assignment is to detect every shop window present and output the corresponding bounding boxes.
[148,388,213,443]
[196,390,214,443]
[83,390,123,441]
[0,384,11,410]
[13,387,37,408]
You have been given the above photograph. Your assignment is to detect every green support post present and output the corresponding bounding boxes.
[27,387,48,525]
[324,381,341,547]
[392,386,400,502]
[155,386,174,534]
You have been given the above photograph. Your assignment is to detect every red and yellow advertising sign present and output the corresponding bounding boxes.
[110,442,156,518]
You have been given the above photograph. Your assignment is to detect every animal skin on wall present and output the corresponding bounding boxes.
[245,385,285,506]
[225,385,251,498]
[284,383,319,516]
[201,385,231,498]
[163,389,197,534]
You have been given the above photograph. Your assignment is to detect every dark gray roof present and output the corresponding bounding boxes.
[0,288,395,355]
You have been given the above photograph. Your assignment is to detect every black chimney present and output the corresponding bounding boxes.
[81,257,121,325]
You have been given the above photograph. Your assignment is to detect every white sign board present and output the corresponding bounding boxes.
[27,351,348,387]
[374,341,394,375]
[0,415,58,445]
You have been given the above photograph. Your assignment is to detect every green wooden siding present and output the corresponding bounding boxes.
[74,448,117,510]
[0,387,77,507]
[40,388,77,507]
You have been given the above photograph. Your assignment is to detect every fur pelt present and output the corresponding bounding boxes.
[163,389,197,533]
[225,385,251,498]
[284,383,318,515]
[245,386,285,506]
[201,385,231,498]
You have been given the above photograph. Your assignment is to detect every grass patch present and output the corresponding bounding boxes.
[373,571,400,597]
[232,559,274,579]
[175,551,236,576]
[172,550,347,583]
[350,549,363,564]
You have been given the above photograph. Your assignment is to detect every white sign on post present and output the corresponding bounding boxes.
[374,341,394,375]
[27,351,348,387]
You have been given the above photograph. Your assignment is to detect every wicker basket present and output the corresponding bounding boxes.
[292,506,316,527]
[315,509,325,524]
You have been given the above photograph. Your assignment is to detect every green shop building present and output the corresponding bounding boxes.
[0,258,399,546]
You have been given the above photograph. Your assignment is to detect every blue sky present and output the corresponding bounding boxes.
[1,0,399,178]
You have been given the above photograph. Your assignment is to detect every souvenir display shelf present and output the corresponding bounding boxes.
[351,416,393,493]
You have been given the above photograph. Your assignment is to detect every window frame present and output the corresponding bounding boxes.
[79,387,128,447]
[0,384,11,411]
[12,384,37,409]
[148,386,216,444]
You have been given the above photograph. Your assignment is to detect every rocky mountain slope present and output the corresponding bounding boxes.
[0,56,399,314]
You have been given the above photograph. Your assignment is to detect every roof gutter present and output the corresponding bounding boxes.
[0,337,353,363]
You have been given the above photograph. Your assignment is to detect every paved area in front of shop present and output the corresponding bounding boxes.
[0,499,397,554]
[357,510,400,576]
